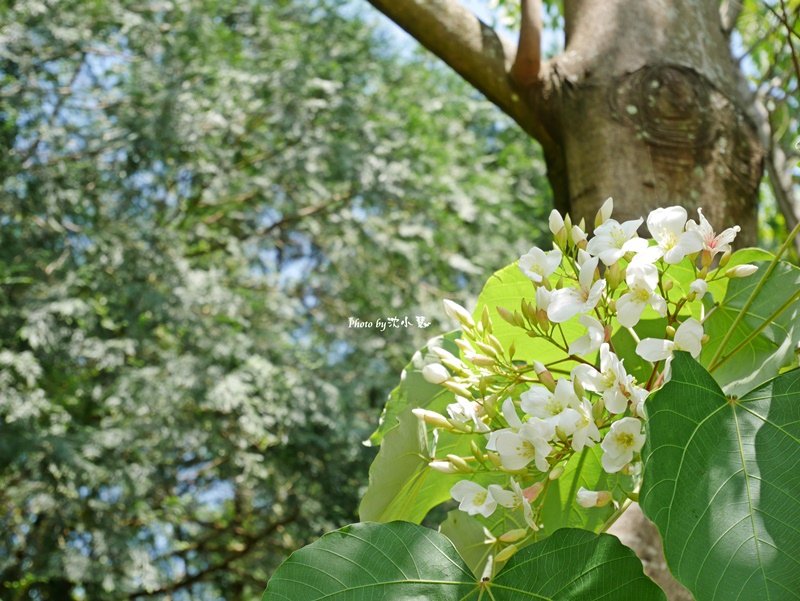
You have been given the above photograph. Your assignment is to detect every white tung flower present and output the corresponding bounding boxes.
[495,418,555,472]
[689,278,708,300]
[636,317,704,364]
[519,247,562,284]
[486,397,523,451]
[646,206,704,264]
[549,210,565,236]
[568,398,601,452]
[586,218,649,266]
[616,261,667,327]
[569,314,605,356]
[685,208,740,256]
[451,480,497,518]
[573,343,640,414]
[601,417,646,473]
[446,396,489,433]
[547,255,606,323]
[520,379,580,434]
[489,479,537,530]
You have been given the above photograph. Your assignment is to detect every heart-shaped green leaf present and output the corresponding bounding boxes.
[641,352,800,601]
[263,521,666,600]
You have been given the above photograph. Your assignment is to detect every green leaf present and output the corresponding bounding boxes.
[539,445,631,537]
[439,510,493,577]
[701,260,800,395]
[367,331,460,446]
[473,262,584,364]
[263,522,666,600]
[641,352,800,601]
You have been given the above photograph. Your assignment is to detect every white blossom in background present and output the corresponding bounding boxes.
[569,314,605,356]
[686,208,740,256]
[518,246,562,284]
[450,481,497,517]
[486,397,524,451]
[547,255,605,323]
[495,418,555,472]
[586,217,648,265]
[616,262,667,327]
[646,206,704,264]
[601,417,646,473]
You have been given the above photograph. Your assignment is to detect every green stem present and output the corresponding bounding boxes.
[565,448,588,518]
[709,287,800,371]
[707,220,800,367]
[601,498,633,532]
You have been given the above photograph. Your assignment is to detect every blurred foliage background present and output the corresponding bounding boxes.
[0,0,796,599]
[0,0,549,598]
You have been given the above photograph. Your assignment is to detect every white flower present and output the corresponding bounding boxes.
[568,398,601,452]
[422,363,449,384]
[569,314,605,356]
[646,206,704,264]
[586,218,649,266]
[576,487,613,508]
[489,479,537,530]
[636,318,704,363]
[495,418,555,472]
[520,379,580,434]
[451,481,497,518]
[519,247,562,284]
[548,210,565,236]
[689,278,707,300]
[486,397,523,451]
[446,396,489,433]
[616,262,667,327]
[547,256,606,323]
[573,343,637,414]
[686,208,740,255]
[601,417,645,473]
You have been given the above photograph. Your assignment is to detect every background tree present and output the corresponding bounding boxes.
[0,0,551,598]
[367,0,799,246]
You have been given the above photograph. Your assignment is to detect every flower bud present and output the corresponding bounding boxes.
[469,354,496,368]
[470,440,485,464]
[663,279,673,292]
[495,544,518,563]
[442,381,474,398]
[443,299,475,328]
[726,264,758,278]
[499,529,527,543]
[701,249,714,269]
[548,209,565,237]
[422,363,450,384]
[533,361,556,391]
[576,487,613,508]
[446,454,473,473]
[592,397,605,421]
[595,197,614,228]
[549,465,564,480]
[665,325,676,339]
[496,306,517,326]
[718,249,732,268]
[428,460,458,474]
[606,262,623,290]
[573,377,586,399]
[523,481,544,502]
[480,306,492,332]
[487,452,503,468]
[412,408,452,429]
[688,278,708,301]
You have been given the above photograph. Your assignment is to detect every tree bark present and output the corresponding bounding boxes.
[367,0,765,243]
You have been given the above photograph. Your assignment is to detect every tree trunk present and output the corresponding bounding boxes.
[535,0,763,243]
[368,0,764,243]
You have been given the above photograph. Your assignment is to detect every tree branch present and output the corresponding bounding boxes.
[719,0,743,35]
[511,0,542,86]
[366,0,551,145]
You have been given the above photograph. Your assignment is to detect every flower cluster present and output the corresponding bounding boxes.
[414,199,751,558]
